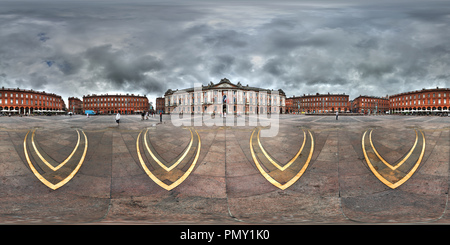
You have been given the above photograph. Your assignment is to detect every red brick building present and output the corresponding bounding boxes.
[155,97,165,114]
[285,97,294,113]
[298,93,350,114]
[285,96,302,114]
[83,93,149,115]
[389,87,450,115]
[0,87,65,115]
[352,95,389,114]
[68,97,83,114]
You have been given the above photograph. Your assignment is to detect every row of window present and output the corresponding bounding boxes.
[390,92,450,102]
[187,90,279,97]
[169,96,283,105]
[391,98,449,107]
[84,102,147,108]
[0,98,62,107]
[171,105,280,113]
[84,97,146,102]
[0,92,61,101]
[359,102,389,108]
[300,96,347,102]
[301,102,349,107]
[168,91,283,105]
[359,98,387,102]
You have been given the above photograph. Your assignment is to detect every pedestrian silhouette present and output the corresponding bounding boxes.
[116,112,121,126]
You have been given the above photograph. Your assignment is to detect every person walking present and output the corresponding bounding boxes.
[159,112,162,122]
[336,111,339,120]
[116,112,121,126]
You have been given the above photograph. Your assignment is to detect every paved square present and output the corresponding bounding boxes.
[0,114,449,224]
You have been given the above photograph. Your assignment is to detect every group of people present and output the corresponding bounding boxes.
[114,111,163,126]
[141,111,155,120]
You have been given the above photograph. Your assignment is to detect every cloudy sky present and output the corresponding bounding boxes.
[1,0,449,105]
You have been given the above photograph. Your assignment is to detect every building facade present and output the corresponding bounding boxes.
[0,87,65,115]
[155,97,165,114]
[352,95,389,114]
[164,78,286,115]
[68,97,83,114]
[285,97,294,113]
[285,96,303,114]
[297,93,350,114]
[83,93,149,115]
[389,87,450,115]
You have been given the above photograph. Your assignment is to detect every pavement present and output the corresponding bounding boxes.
[0,113,449,224]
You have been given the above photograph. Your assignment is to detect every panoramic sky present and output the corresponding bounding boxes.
[1,0,449,105]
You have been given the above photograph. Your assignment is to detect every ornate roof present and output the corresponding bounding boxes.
[164,78,286,96]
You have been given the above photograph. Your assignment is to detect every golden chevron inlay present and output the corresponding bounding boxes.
[362,128,425,189]
[250,127,314,190]
[137,127,201,191]
[23,128,88,190]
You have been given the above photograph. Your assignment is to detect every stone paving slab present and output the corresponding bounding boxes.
[0,114,449,224]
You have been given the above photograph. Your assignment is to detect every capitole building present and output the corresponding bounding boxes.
[164,78,286,115]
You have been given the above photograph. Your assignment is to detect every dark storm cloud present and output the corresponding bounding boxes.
[356,62,396,79]
[44,53,84,75]
[85,45,164,84]
[354,37,379,50]
[203,30,248,49]
[0,0,449,105]
[263,57,291,77]
[28,73,49,90]
[209,55,235,76]
[407,6,450,22]
[262,17,297,30]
